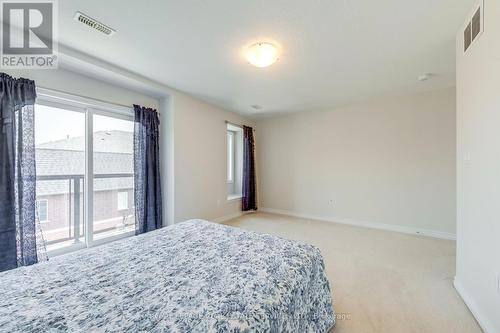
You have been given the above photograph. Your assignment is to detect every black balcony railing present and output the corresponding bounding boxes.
[36,173,134,246]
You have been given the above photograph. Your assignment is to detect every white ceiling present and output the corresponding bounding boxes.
[57,0,474,117]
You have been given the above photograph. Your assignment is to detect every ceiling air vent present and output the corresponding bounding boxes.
[74,12,115,36]
[463,1,483,53]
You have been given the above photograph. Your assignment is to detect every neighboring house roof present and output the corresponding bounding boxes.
[36,131,134,196]
[37,130,133,153]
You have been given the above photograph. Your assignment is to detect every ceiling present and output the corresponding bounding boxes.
[57,0,474,117]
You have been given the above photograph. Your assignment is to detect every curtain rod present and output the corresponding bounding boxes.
[225,120,254,129]
[225,120,242,128]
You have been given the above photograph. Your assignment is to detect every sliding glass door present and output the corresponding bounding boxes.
[35,104,86,252]
[35,92,135,256]
[92,113,135,241]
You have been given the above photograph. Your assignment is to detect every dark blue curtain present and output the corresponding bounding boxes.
[133,105,162,234]
[242,125,257,211]
[0,73,38,272]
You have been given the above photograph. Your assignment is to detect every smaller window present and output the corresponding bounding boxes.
[227,131,235,183]
[226,123,243,200]
[117,191,129,210]
[36,200,48,223]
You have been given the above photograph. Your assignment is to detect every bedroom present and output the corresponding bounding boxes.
[0,0,498,332]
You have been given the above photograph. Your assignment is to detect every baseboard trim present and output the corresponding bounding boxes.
[212,211,250,223]
[454,277,497,333]
[260,207,456,240]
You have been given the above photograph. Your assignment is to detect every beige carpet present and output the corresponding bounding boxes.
[224,212,482,333]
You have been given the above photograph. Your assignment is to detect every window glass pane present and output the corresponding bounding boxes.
[35,104,85,252]
[36,200,48,222]
[117,191,128,210]
[227,131,234,182]
[93,114,135,240]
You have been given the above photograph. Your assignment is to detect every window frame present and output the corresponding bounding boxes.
[226,123,243,200]
[227,130,235,184]
[36,88,136,258]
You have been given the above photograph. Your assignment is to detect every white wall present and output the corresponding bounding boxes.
[455,1,500,332]
[160,96,175,226]
[172,92,253,223]
[256,88,456,235]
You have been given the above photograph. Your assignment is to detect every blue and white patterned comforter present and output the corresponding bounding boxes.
[0,219,335,332]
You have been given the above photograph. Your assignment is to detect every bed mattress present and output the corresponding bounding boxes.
[0,219,335,332]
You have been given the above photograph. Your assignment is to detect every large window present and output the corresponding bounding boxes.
[93,114,135,241]
[35,89,135,256]
[226,123,243,200]
[35,103,85,251]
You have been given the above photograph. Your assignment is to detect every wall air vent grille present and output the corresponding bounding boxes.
[74,12,115,36]
[463,2,483,53]
[464,23,472,52]
[471,8,481,41]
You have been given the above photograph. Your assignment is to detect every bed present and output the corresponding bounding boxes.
[0,219,335,332]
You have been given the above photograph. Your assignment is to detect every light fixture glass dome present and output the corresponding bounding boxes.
[246,42,279,68]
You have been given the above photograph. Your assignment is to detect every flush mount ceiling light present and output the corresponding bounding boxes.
[245,42,279,68]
